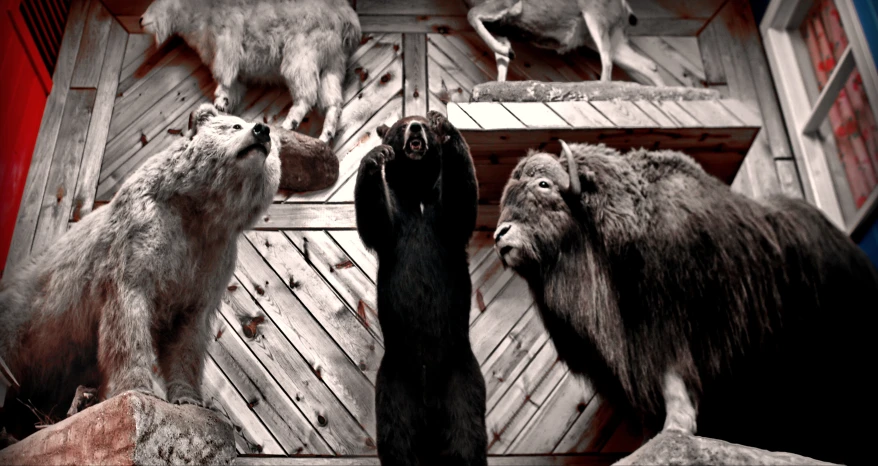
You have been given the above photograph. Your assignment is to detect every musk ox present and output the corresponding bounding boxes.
[493,141,877,465]
[140,0,361,142]
[0,103,280,439]
[465,0,664,84]
[354,111,486,466]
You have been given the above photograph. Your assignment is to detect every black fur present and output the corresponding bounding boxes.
[496,143,877,465]
[355,112,486,466]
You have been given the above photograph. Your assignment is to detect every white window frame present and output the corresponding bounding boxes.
[761,0,878,238]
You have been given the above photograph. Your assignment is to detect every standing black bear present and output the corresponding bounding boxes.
[354,111,487,466]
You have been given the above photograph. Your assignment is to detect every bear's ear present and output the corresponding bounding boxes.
[376,124,390,139]
[188,103,219,137]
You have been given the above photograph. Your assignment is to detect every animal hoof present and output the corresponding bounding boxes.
[67,385,99,417]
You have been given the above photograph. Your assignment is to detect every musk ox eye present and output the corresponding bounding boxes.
[539,181,550,189]
[233,124,242,130]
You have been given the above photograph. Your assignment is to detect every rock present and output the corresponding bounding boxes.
[614,431,840,466]
[471,80,720,103]
[0,391,235,465]
[271,126,339,193]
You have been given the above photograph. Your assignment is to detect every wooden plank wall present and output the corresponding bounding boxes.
[4,0,803,462]
[698,0,804,199]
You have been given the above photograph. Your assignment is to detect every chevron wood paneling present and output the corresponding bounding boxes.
[5,0,794,462]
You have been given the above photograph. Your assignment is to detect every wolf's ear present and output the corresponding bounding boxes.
[376,124,390,139]
[188,103,218,137]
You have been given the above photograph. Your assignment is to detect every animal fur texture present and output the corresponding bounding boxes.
[355,112,486,466]
[494,142,877,465]
[465,0,663,84]
[140,0,361,142]
[0,104,280,439]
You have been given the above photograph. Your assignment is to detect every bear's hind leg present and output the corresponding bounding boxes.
[280,49,320,131]
[439,355,488,466]
[376,364,421,466]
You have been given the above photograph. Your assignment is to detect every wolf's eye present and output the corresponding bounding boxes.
[233,124,242,130]
[538,181,550,189]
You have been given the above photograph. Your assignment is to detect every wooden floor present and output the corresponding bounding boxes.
[4,0,802,461]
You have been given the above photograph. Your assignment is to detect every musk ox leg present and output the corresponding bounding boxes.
[612,40,666,86]
[354,144,396,251]
[466,0,520,82]
[317,65,345,143]
[427,110,478,244]
[66,385,98,417]
[280,48,320,131]
[99,289,160,400]
[375,365,420,466]
[159,308,210,407]
[439,355,488,466]
[581,10,614,82]
[661,369,697,435]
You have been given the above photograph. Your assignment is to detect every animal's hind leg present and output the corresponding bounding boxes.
[661,368,698,435]
[613,40,666,86]
[494,36,513,82]
[582,10,613,81]
[439,354,488,466]
[281,51,320,131]
[376,364,420,466]
[317,65,344,143]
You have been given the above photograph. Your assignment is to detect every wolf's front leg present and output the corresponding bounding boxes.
[214,80,245,113]
[160,309,211,407]
[355,144,396,252]
[99,288,160,400]
[661,368,698,434]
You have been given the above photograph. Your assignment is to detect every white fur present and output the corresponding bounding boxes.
[141,0,361,142]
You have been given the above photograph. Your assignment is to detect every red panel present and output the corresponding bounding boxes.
[1,8,49,272]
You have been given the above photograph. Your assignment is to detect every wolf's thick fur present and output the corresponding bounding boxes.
[141,0,361,142]
[494,143,877,465]
[0,104,280,439]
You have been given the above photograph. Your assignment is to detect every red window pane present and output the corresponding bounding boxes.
[800,0,849,88]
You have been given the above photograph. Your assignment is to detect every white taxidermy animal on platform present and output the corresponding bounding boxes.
[140,0,362,142]
[465,0,665,85]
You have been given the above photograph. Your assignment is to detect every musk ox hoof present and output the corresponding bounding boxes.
[67,386,99,417]
[172,396,205,408]
[270,125,340,193]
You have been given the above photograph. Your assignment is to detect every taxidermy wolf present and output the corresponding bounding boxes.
[465,0,664,84]
[494,141,877,465]
[141,0,361,142]
[0,104,280,440]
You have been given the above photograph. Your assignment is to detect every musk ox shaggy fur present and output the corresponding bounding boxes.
[140,0,361,142]
[0,103,280,439]
[355,112,486,466]
[493,142,877,465]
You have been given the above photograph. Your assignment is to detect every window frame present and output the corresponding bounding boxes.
[761,0,878,239]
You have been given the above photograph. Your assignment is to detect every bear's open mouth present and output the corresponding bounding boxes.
[238,143,269,158]
[405,137,426,159]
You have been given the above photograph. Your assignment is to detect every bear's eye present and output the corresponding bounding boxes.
[233,124,242,130]
[538,181,550,189]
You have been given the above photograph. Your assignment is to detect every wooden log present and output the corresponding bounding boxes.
[470,81,720,103]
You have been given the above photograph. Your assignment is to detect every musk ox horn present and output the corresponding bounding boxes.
[559,140,580,196]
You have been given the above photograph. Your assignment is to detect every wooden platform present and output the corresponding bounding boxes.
[4,0,799,461]
[449,99,761,203]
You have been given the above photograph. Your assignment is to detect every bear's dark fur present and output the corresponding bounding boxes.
[354,112,486,466]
